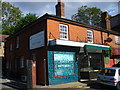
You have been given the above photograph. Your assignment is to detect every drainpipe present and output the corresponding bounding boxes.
[44,59,47,86]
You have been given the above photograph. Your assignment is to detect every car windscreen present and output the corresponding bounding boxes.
[99,69,116,76]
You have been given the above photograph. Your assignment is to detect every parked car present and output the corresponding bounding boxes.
[97,67,120,90]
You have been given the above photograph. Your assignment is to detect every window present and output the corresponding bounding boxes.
[119,69,120,76]
[60,24,68,40]
[6,61,9,69]
[10,43,12,51]
[99,69,116,76]
[54,51,75,77]
[30,54,36,61]
[20,56,24,68]
[115,36,120,45]
[87,30,93,43]
[16,36,19,48]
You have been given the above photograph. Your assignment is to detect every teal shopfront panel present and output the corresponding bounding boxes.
[48,51,78,85]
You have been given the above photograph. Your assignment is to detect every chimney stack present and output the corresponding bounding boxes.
[55,0,65,17]
[101,12,111,30]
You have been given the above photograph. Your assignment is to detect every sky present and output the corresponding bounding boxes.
[3,0,120,19]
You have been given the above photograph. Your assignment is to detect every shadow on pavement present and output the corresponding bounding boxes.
[2,76,27,90]
[81,80,117,90]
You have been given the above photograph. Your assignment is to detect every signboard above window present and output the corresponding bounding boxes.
[30,31,45,50]
[115,36,120,45]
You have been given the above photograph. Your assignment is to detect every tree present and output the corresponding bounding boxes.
[2,2,38,35]
[14,13,38,33]
[2,2,22,35]
[71,6,103,27]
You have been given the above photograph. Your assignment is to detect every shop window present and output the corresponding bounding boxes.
[60,24,68,40]
[87,30,93,43]
[16,36,19,48]
[54,51,75,77]
[20,56,24,68]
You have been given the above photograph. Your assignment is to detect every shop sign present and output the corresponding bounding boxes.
[115,36,120,45]
[105,57,110,64]
[54,52,75,77]
[30,31,44,50]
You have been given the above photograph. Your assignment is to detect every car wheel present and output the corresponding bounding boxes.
[116,82,120,90]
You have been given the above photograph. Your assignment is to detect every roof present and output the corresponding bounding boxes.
[0,35,9,42]
[6,13,120,40]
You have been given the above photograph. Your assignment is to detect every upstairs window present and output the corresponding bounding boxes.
[10,43,12,51]
[87,30,93,43]
[60,24,68,40]
[16,36,19,48]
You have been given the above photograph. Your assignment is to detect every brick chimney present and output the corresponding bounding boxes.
[101,12,111,30]
[55,0,65,17]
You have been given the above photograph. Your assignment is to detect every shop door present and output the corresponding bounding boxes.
[89,53,102,70]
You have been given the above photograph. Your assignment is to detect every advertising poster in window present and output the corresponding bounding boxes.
[54,51,75,77]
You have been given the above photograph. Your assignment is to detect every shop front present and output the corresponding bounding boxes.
[79,45,110,79]
[48,39,84,85]
[48,39,110,84]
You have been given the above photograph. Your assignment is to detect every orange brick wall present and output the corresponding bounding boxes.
[102,32,120,48]
[47,19,102,44]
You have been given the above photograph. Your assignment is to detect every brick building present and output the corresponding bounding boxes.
[5,1,120,85]
[110,14,120,33]
[0,35,9,75]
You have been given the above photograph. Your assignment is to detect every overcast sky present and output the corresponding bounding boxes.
[7,1,120,19]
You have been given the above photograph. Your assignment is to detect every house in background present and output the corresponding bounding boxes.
[110,14,120,62]
[110,14,120,33]
[0,35,9,58]
[0,35,9,75]
[4,0,120,85]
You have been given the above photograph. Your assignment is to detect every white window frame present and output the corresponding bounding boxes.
[16,36,19,48]
[20,56,24,68]
[60,24,68,40]
[87,30,94,43]
[115,36,120,45]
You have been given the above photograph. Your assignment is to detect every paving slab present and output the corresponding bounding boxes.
[34,82,88,88]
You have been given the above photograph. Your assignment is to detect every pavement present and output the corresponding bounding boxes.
[35,82,89,88]
[34,79,97,89]
[1,76,27,90]
[1,76,97,89]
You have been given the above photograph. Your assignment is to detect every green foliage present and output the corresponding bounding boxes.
[71,5,103,27]
[2,2,22,35]
[104,46,113,57]
[2,2,38,35]
[14,13,38,32]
